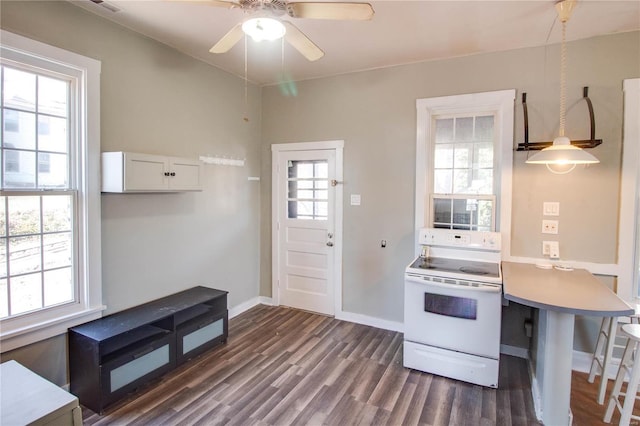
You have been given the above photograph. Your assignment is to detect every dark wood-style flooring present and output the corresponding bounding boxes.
[81,305,625,425]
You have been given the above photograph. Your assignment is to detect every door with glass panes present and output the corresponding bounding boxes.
[274,149,336,316]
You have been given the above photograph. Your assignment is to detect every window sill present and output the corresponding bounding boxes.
[0,305,106,353]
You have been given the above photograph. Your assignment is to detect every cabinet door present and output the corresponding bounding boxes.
[124,153,169,191]
[100,334,175,410]
[176,312,227,365]
[168,157,202,191]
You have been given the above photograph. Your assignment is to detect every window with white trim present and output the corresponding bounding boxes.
[0,30,103,351]
[415,90,515,247]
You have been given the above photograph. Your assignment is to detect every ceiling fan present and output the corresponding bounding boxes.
[184,0,374,61]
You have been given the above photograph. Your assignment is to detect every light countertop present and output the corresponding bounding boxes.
[502,261,633,316]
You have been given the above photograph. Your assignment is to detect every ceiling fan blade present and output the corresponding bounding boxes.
[170,0,240,9]
[287,2,374,20]
[209,23,244,53]
[282,21,324,61]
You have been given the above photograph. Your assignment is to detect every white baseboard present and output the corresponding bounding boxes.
[572,350,593,374]
[229,296,273,319]
[335,310,404,333]
[500,344,529,359]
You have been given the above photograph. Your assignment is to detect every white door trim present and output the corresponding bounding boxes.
[271,140,344,315]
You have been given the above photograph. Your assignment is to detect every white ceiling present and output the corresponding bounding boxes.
[69,0,640,85]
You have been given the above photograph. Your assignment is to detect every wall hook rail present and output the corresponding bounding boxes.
[516,86,603,151]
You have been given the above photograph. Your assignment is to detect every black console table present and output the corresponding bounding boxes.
[68,286,228,414]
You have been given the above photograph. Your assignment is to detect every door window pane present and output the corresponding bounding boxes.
[287,160,329,220]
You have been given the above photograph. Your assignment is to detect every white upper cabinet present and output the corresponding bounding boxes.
[102,152,202,193]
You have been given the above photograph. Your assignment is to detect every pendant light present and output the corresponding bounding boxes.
[526,0,599,172]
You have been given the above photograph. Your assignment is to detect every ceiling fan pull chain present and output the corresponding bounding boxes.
[243,33,249,122]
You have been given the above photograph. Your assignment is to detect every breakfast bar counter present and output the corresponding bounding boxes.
[502,261,633,425]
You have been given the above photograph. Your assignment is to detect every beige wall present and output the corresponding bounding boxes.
[260,31,640,348]
[1,0,638,385]
[0,0,262,384]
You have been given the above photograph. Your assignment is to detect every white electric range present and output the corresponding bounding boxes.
[403,228,502,388]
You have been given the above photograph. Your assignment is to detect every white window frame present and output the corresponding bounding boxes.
[415,90,515,254]
[0,30,104,351]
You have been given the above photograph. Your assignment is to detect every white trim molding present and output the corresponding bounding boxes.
[0,30,103,352]
[271,140,344,316]
[618,78,640,303]
[415,89,516,255]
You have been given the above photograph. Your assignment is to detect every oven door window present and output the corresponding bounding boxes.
[424,293,477,320]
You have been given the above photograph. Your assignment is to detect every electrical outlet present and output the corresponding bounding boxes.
[542,241,552,256]
[549,241,560,259]
[542,220,559,234]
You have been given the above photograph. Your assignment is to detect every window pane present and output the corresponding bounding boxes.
[0,238,6,278]
[0,197,5,237]
[9,236,41,275]
[3,109,36,150]
[453,199,473,225]
[473,169,493,194]
[455,117,473,141]
[3,150,36,188]
[435,118,453,143]
[43,267,73,307]
[434,169,452,193]
[38,152,67,188]
[433,198,452,224]
[3,68,36,111]
[475,116,494,141]
[8,196,40,236]
[314,162,328,178]
[453,169,470,193]
[454,144,471,169]
[10,272,42,315]
[434,145,453,169]
[43,195,72,232]
[38,115,68,153]
[38,76,68,117]
[478,200,493,231]
[43,232,72,269]
[475,142,494,169]
[0,278,7,318]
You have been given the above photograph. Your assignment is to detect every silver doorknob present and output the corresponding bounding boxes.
[326,241,334,247]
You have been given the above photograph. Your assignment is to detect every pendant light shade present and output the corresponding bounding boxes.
[525,0,600,168]
[525,136,599,165]
[242,17,286,42]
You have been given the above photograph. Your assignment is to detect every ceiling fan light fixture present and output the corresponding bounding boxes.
[242,17,286,42]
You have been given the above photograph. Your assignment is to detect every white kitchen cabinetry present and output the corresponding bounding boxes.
[102,152,202,193]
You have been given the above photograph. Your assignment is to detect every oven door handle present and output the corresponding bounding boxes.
[405,275,502,293]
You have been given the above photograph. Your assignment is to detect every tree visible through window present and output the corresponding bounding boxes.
[0,64,73,319]
[431,114,496,231]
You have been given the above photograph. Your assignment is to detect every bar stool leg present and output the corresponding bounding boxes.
[604,337,638,424]
[598,316,619,404]
[620,343,640,426]
[589,317,611,383]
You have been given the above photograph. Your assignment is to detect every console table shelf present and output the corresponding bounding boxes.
[69,286,228,414]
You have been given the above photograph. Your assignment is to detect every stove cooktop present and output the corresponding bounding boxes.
[407,256,501,279]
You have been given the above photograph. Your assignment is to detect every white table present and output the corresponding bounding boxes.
[502,261,633,426]
[0,360,82,426]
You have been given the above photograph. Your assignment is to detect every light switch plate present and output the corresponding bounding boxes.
[350,194,361,206]
[543,202,560,216]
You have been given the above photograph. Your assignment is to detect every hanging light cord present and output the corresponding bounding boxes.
[243,34,249,122]
[558,18,567,137]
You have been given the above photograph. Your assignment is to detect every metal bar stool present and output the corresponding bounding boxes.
[604,323,640,425]
[589,313,640,404]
